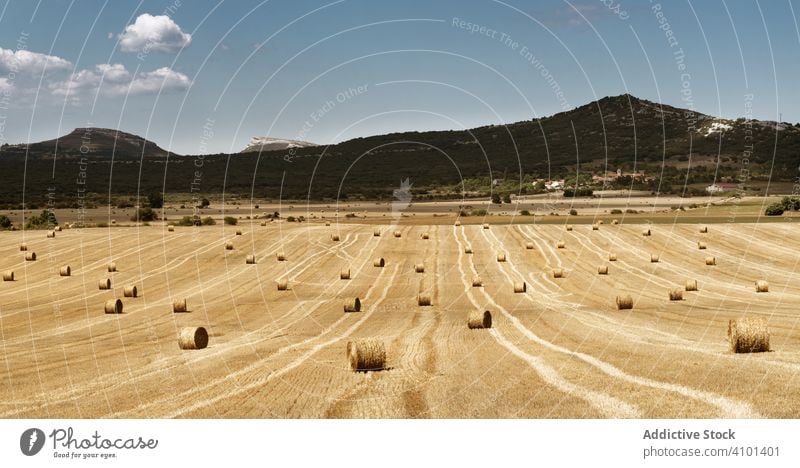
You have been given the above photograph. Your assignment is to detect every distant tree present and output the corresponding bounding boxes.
[26,210,57,229]
[147,192,164,209]
[491,194,502,204]
[199,198,210,208]
[0,215,11,229]
[569,209,578,216]
[502,194,512,204]
[131,207,157,222]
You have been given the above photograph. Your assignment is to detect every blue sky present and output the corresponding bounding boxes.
[0,0,798,154]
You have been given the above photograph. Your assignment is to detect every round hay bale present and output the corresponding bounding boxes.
[612,219,619,225]
[373,229,381,237]
[107,262,117,272]
[566,225,573,231]
[3,271,14,281]
[19,243,27,251]
[417,294,432,306]
[331,234,340,242]
[642,229,651,236]
[464,246,473,254]
[705,256,716,266]
[47,230,55,238]
[414,263,425,273]
[496,253,506,262]
[685,279,698,291]
[54,225,62,232]
[468,310,492,329]
[728,318,769,353]
[104,299,123,314]
[608,253,617,261]
[235,229,243,236]
[668,288,683,301]
[552,268,564,278]
[616,294,633,310]
[98,278,111,290]
[178,327,209,350]
[347,339,385,372]
[421,232,429,240]
[59,266,71,277]
[173,299,188,312]
[276,252,287,261]
[472,276,483,287]
[592,224,599,231]
[598,220,604,225]
[525,242,534,250]
[276,279,288,291]
[393,231,401,238]
[755,280,769,293]
[325,221,331,226]
[454,220,461,226]
[373,257,385,268]
[650,254,660,263]
[697,241,707,250]
[123,285,138,298]
[225,242,234,250]
[343,297,362,313]
[557,240,565,249]
[167,224,175,232]
[340,269,351,280]
[260,221,267,226]
[483,223,490,230]
[245,254,256,264]
[513,281,526,293]
[700,226,708,233]
[25,252,36,261]
[597,265,608,275]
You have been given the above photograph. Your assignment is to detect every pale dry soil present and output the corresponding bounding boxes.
[1,221,799,418]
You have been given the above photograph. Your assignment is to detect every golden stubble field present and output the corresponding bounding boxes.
[1,220,799,418]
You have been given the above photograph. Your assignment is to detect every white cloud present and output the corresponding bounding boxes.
[0,47,72,74]
[0,77,13,93]
[118,14,191,53]
[49,63,190,99]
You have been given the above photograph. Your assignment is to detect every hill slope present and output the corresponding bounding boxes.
[1,94,798,207]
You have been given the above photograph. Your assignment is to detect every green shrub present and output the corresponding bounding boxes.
[131,207,157,222]
[0,214,11,229]
[202,217,216,225]
[147,192,164,209]
[287,216,297,222]
[610,209,623,214]
[569,209,577,216]
[765,203,785,216]
[223,216,238,225]
[24,210,57,229]
[177,216,198,226]
[625,209,638,214]
[520,210,531,216]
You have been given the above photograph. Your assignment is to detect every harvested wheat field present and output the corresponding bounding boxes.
[1,221,800,419]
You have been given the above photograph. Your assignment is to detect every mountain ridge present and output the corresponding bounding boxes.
[1,93,798,206]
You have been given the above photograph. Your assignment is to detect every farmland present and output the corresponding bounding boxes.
[1,219,799,418]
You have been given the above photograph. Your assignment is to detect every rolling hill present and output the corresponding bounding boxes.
[0,94,797,207]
